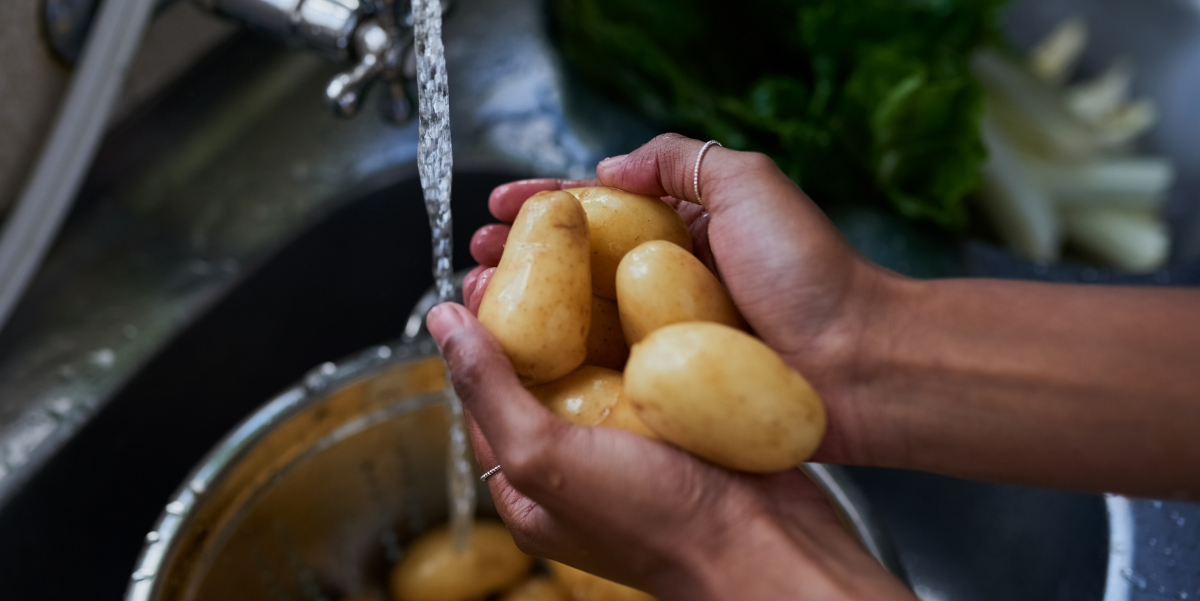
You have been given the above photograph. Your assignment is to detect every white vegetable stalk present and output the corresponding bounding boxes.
[976,17,1174,272]
[1063,207,1169,272]
[980,117,1061,262]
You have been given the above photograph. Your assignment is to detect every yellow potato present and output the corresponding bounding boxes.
[529,367,657,438]
[563,187,691,300]
[549,562,657,601]
[390,522,533,601]
[585,296,629,370]
[530,366,623,426]
[479,190,592,385]
[499,577,570,601]
[624,322,826,473]
[615,240,743,344]
[597,393,658,439]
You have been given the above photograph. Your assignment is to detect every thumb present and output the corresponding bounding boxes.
[426,303,564,491]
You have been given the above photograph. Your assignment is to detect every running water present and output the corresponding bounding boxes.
[412,0,475,551]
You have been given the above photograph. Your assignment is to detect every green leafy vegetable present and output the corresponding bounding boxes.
[551,0,1006,228]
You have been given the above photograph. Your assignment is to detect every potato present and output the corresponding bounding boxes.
[585,296,629,370]
[596,393,658,439]
[530,366,623,426]
[390,521,533,601]
[529,367,656,438]
[479,190,592,385]
[563,187,691,300]
[549,562,657,601]
[615,241,743,344]
[499,577,570,601]
[624,322,826,473]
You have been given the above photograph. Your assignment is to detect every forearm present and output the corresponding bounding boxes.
[854,275,1200,498]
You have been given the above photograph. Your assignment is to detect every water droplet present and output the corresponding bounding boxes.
[166,501,185,515]
[1178,591,1189,599]
[304,362,339,392]
[190,479,206,494]
[1165,546,1173,555]
[123,324,139,339]
[91,348,115,368]
[145,531,160,543]
[1154,500,1163,509]
[1150,537,1158,546]
[132,570,149,581]
[377,346,392,359]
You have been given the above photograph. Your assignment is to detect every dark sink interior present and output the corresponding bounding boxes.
[0,172,511,600]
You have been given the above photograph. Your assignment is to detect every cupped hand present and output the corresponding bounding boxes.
[431,134,912,600]
[466,134,896,465]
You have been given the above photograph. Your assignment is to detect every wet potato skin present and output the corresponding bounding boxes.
[479,190,592,385]
[390,521,533,601]
[615,240,743,344]
[529,366,656,438]
[549,561,658,601]
[499,577,571,601]
[624,322,826,473]
[585,296,630,370]
[563,187,692,300]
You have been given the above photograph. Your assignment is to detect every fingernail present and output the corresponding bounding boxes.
[426,303,465,348]
[598,154,629,171]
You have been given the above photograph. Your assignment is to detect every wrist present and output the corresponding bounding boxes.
[658,508,810,601]
[807,260,936,468]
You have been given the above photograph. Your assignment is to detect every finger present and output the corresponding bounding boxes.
[426,303,563,480]
[596,133,788,216]
[467,267,496,315]
[470,224,511,267]
[461,265,487,307]
[489,178,601,222]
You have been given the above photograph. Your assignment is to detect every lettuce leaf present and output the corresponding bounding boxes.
[551,0,1004,228]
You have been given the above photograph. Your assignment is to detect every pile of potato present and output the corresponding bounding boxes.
[382,521,653,601]
[478,187,827,473]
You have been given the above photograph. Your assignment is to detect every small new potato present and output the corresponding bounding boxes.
[390,522,533,601]
[563,187,692,300]
[615,240,743,344]
[479,190,592,385]
[499,577,570,601]
[585,296,629,370]
[549,562,657,601]
[529,367,657,438]
[624,322,826,473]
[530,366,623,426]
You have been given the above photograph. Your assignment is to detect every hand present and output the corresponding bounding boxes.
[430,134,913,599]
[464,134,896,465]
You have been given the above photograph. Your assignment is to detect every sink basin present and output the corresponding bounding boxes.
[0,0,1197,599]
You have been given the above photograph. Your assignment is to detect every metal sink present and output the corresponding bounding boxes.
[0,0,1197,599]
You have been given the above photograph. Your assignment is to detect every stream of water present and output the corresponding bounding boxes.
[412,0,476,551]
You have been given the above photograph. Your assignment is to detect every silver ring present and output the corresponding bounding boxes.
[693,140,722,204]
[480,465,502,481]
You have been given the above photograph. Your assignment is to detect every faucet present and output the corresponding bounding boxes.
[196,0,449,122]
[44,0,449,122]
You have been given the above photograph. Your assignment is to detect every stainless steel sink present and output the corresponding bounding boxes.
[0,0,1197,599]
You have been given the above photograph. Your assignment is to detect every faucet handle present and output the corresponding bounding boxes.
[324,19,394,118]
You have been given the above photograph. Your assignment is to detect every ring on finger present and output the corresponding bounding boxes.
[693,139,722,205]
[480,465,502,481]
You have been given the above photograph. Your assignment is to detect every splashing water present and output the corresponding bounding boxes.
[412,0,475,551]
